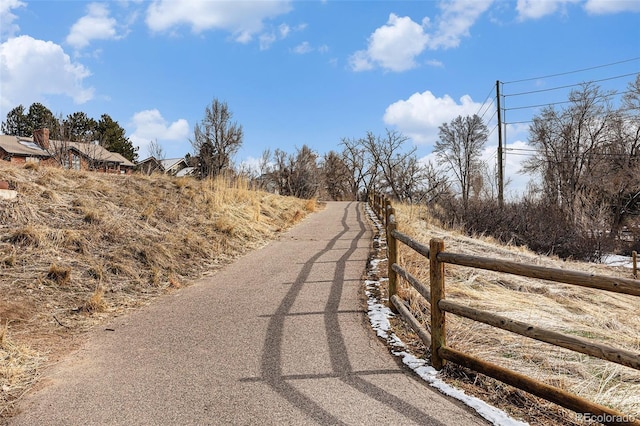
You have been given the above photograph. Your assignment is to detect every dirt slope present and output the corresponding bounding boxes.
[0,163,315,418]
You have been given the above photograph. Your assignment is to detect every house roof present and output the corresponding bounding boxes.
[160,158,187,170]
[49,140,135,167]
[0,135,135,167]
[0,135,50,157]
[105,151,135,168]
[137,156,161,166]
[175,167,195,177]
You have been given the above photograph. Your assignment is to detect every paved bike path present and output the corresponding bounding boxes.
[11,202,486,425]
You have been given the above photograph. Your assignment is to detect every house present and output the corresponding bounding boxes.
[0,134,56,165]
[0,129,135,174]
[136,157,163,175]
[136,157,190,176]
[160,158,188,176]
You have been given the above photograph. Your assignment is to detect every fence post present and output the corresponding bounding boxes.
[387,206,398,314]
[430,238,446,370]
[633,251,637,279]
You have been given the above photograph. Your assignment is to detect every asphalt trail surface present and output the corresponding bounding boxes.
[11,202,486,425]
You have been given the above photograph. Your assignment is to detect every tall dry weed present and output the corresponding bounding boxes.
[389,202,640,422]
[82,286,106,313]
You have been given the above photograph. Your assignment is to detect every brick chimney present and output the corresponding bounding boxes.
[33,128,50,150]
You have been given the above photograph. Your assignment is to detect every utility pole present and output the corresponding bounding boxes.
[496,80,504,208]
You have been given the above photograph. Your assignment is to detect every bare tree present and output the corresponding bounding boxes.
[340,136,376,200]
[523,83,614,224]
[147,139,165,161]
[363,129,423,201]
[594,75,640,235]
[435,114,488,210]
[396,157,449,204]
[322,151,354,201]
[270,146,320,199]
[191,98,243,179]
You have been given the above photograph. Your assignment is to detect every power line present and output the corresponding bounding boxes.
[486,123,499,140]
[482,109,497,125]
[475,84,497,117]
[504,120,533,125]
[506,147,639,158]
[505,100,573,111]
[504,72,639,98]
[503,57,640,85]
[504,88,632,112]
[478,101,496,122]
[505,113,639,126]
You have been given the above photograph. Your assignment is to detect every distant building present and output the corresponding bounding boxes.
[0,128,135,174]
[136,157,191,176]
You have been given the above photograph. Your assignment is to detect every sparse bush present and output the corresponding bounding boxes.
[46,263,71,286]
[83,209,101,224]
[5,226,42,247]
[430,197,607,261]
[82,286,106,313]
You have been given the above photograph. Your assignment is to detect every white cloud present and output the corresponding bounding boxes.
[426,59,444,67]
[350,1,493,72]
[145,0,292,43]
[584,0,640,14]
[66,3,120,49]
[293,41,312,54]
[348,50,374,72]
[349,13,429,72]
[0,35,94,117]
[278,23,291,38]
[516,0,580,20]
[383,90,485,145]
[258,21,305,50]
[259,32,277,50]
[429,0,494,49]
[517,0,639,19]
[129,109,189,156]
[0,0,25,39]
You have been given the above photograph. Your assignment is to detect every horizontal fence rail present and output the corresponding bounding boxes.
[438,251,640,297]
[367,193,640,425]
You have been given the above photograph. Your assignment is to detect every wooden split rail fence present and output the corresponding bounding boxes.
[368,193,640,425]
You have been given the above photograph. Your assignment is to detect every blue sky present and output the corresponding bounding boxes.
[1,0,639,195]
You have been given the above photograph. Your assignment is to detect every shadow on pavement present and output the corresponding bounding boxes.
[257,202,447,425]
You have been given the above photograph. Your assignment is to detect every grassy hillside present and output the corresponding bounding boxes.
[0,163,316,417]
[389,203,640,425]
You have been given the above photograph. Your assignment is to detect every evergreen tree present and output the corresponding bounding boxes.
[1,105,30,136]
[26,103,60,138]
[96,114,138,162]
[63,112,97,142]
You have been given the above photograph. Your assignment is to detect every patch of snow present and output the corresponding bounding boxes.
[601,254,634,269]
[363,204,529,426]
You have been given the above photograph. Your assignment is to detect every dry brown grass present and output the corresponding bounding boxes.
[0,324,46,418]
[0,164,317,418]
[389,203,640,424]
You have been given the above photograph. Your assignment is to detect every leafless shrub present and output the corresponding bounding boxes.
[431,197,609,261]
